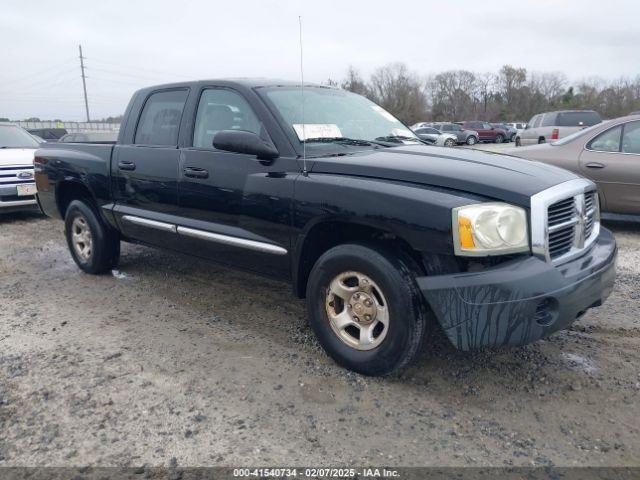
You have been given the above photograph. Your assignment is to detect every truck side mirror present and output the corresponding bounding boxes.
[213,130,279,162]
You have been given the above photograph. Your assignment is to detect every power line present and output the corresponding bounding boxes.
[79,45,90,122]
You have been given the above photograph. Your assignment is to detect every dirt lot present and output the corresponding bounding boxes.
[0,212,639,467]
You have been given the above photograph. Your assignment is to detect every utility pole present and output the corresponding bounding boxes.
[78,45,90,122]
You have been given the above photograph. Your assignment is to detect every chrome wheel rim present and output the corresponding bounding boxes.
[325,271,389,351]
[468,136,476,145]
[71,216,93,261]
[445,139,455,147]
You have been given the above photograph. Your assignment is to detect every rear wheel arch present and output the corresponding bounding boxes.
[293,220,424,298]
[56,181,95,218]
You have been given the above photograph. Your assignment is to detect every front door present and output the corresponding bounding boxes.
[579,120,640,214]
[177,86,292,277]
[111,88,189,247]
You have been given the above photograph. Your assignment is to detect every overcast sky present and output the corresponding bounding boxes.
[1,0,638,121]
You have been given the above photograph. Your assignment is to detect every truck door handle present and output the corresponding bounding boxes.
[118,160,136,171]
[184,167,209,179]
[585,162,605,169]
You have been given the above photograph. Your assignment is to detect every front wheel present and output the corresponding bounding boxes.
[306,243,429,376]
[494,134,504,144]
[444,138,456,147]
[466,136,477,145]
[65,200,120,274]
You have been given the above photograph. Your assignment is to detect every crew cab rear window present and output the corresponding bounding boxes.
[134,89,188,146]
[556,111,601,127]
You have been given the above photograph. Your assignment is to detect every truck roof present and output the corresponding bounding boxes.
[138,78,330,92]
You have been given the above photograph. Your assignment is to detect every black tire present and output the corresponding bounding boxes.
[466,135,477,145]
[306,243,429,376]
[64,199,120,274]
[538,137,546,144]
[494,134,504,144]
[444,138,456,147]
[515,137,521,147]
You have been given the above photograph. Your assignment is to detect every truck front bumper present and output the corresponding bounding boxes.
[417,228,617,350]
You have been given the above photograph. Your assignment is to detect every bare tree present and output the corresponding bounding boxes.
[337,63,640,123]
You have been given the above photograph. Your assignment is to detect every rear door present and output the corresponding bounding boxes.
[579,120,640,214]
[111,88,189,246]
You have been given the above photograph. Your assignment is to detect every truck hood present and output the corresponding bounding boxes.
[309,144,579,206]
[0,148,36,167]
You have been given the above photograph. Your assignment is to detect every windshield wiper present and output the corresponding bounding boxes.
[302,137,389,147]
[374,135,427,145]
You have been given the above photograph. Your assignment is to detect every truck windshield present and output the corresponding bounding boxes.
[260,86,419,148]
[0,125,40,148]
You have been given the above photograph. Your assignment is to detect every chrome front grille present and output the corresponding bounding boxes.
[0,165,35,185]
[584,192,596,238]
[531,179,600,264]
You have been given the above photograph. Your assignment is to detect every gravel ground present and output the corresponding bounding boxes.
[0,212,639,467]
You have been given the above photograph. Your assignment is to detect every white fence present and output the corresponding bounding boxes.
[14,121,120,132]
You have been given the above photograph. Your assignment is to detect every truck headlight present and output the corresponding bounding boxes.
[452,203,529,256]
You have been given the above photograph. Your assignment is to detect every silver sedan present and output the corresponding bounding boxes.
[413,127,458,147]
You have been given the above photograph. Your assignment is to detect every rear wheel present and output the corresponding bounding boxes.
[306,243,429,376]
[65,200,120,274]
[494,134,504,144]
[515,137,522,147]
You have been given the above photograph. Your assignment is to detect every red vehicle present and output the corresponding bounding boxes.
[457,121,508,143]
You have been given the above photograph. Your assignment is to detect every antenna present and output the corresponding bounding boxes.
[78,45,90,122]
[298,16,308,176]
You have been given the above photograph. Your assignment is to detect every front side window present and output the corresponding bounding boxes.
[588,125,622,152]
[134,89,188,146]
[259,86,418,149]
[0,126,40,148]
[622,121,640,154]
[193,88,262,149]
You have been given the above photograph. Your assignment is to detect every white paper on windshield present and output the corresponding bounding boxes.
[392,128,415,138]
[293,124,342,141]
[371,105,397,122]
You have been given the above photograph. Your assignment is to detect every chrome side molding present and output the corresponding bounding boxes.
[122,215,177,233]
[120,214,288,256]
[176,226,288,255]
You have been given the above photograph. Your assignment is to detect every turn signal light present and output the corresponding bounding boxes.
[458,217,475,249]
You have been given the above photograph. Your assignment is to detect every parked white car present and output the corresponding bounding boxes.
[0,124,40,213]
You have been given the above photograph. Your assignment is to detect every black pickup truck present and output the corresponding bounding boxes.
[34,79,617,376]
